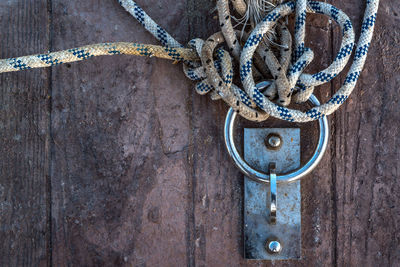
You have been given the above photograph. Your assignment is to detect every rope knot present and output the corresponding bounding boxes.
[232,0,361,122]
[182,0,362,122]
[0,0,378,123]
[183,34,270,122]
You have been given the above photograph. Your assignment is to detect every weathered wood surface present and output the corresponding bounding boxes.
[0,0,399,266]
[0,1,50,266]
[332,1,400,266]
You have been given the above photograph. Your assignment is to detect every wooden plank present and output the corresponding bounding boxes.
[0,0,50,266]
[332,0,400,266]
[188,1,336,266]
[2,0,398,266]
[49,0,193,265]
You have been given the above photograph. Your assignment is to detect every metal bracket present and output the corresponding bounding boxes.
[244,128,301,260]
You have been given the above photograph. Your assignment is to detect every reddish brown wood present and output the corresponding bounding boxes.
[0,1,51,266]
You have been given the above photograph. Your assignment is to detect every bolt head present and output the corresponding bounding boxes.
[267,240,282,254]
[265,133,282,150]
[268,136,281,147]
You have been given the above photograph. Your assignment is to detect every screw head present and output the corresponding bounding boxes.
[266,240,282,254]
[265,133,282,150]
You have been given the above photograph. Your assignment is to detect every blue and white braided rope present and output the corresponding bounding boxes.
[0,42,199,73]
[0,0,380,123]
[240,0,379,122]
[118,0,182,48]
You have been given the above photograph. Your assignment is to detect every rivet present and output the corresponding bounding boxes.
[265,133,282,150]
[266,240,282,254]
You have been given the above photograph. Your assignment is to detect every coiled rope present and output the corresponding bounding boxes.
[0,0,379,123]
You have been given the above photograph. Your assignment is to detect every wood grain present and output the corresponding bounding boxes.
[1,0,400,266]
[49,0,193,266]
[332,0,400,266]
[187,2,337,265]
[0,0,50,266]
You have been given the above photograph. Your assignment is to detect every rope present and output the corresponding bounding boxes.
[0,0,380,123]
[0,42,199,73]
[239,1,379,122]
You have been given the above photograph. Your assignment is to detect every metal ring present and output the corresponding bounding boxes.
[224,94,329,184]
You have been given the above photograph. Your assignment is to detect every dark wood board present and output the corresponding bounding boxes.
[49,1,192,266]
[332,1,400,266]
[0,1,51,266]
[0,0,399,266]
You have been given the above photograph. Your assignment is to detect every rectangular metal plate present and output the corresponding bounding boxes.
[244,128,301,260]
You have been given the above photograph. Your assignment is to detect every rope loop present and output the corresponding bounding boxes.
[183,34,269,122]
[239,1,367,122]
[195,0,378,122]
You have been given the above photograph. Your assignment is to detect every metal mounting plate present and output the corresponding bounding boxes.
[244,128,301,260]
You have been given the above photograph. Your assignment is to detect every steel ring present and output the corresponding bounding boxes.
[224,94,329,184]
